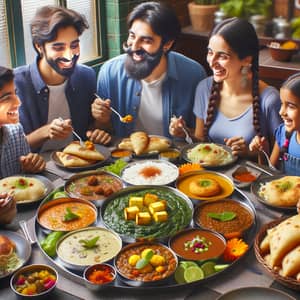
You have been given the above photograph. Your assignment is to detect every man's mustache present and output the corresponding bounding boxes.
[55,54,79,64]
[123,42,159,62]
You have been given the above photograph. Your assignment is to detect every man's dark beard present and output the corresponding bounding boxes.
[123,42,164,80]
[45,54,79,77]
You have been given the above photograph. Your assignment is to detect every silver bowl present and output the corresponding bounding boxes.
[10,264,58,299]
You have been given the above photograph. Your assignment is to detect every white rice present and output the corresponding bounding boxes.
[122,161,178,185]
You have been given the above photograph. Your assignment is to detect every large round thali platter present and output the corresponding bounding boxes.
[34,185,258,290]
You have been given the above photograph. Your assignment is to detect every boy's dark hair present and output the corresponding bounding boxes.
[0,66,14,90]
[30,5,89,56]
[127,1,181,50]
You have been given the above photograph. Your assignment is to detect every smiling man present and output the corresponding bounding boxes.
[94,1,207,137]
[14,6,111,152]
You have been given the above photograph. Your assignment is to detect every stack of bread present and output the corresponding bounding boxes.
[118,131,170,155]
[259,214,300,280]
[56,141,104,167]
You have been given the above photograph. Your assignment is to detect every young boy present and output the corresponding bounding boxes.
[0,66,45,177]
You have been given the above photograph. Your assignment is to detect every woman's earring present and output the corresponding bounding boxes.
[241,65,250,88]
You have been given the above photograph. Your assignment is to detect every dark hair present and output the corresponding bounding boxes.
[31,5,89,56]
[127,1,181,50]
[279,73,300,157]
[0,66,14,90]
[204,17,261,140]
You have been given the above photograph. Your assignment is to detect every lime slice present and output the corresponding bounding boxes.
[180,261,198,269]
[184,266,204,283]
[53,191,67,199]
[174,264,186,284]
[201,261,216,277]
[214,264,229,272]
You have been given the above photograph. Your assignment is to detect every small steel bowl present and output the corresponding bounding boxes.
[10,264,58,299]
[111,148,133,162]
[159,148,181,163]
[83,263,116,291]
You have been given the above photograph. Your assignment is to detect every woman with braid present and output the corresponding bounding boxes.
[169,18,281,158]
[250,73,300,175]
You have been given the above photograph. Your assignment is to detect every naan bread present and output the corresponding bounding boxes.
[282,245,300,277]
[187,143,232,166]
[63,141,104,161]
[130,131,149,155]
[118,138,134,151]
[56,152,95,167]
[259,176,300,207]
[118,135,170,154]
[0,176,45,202]
[145,136,171,153]
[263,214,300,268]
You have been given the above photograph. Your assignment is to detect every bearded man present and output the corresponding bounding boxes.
[94,1,207,137]
[14,6,111,152]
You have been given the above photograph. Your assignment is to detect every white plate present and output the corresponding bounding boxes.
[0,230,32,279]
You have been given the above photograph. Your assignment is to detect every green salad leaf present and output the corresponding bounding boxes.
[207,211,236,222]
[101,159,128,176]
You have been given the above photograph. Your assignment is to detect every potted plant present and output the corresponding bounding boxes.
[188,1,220,32]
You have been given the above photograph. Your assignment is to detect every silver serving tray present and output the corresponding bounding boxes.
[34,186,258,291]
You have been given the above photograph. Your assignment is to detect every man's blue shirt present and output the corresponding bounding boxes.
[97,51,207,137]
[14,57,96,144]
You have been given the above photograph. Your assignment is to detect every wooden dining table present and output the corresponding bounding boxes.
[0,143,299,300]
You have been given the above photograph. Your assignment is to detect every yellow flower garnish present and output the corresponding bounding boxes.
[223,238,248,262]
[178,163,204,175]
[84,140,95,150]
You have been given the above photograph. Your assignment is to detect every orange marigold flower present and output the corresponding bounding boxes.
[223,238,248,262]
[178,163,204,175]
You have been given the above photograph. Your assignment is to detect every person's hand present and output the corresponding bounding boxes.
[169,116,186,137]
[20,153,46,173]
[91,97,112,123]
[249,135,267,152]
[86,129,111,145]
[0,193,17,225]
[48,118,72,140]
[224,136,247,157]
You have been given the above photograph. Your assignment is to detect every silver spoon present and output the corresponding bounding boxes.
[94,93,132,123]
[58,117,85,148]
[260,149,277,170]
[172,115,193,144]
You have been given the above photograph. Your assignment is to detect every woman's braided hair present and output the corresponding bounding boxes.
[279,73,300,158]
[203,18,261,141]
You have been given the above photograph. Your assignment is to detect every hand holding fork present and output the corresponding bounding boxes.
[170,115,193,144]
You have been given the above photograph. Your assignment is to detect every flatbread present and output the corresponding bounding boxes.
[118,135,170,154]
[145,136,171,153]
[259,176,300,207]
[63,141,104,161]
[282,245,300,277]
[130,132,149,155]
[0,176,45,202]
[187,143,232,166]
[56,152,95,167]
[267,214,300,267]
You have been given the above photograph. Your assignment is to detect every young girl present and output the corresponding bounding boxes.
[250,73,300,175]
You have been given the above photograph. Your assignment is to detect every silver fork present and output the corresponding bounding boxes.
[58,117,85,147]
[19,220,36,244]
[260,149,277,170]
